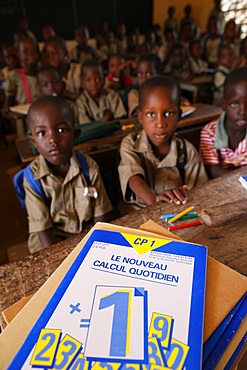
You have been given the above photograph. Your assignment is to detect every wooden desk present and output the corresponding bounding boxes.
[0,166,246,330]
[15,104,222,163]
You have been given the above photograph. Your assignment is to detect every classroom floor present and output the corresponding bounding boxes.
[0,138,28,265]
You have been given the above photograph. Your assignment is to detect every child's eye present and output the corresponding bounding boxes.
[230,101,238,108]
[37,131,45,137]
[165,111,174,117]
[58,128,65,133]
[146,112,155,118]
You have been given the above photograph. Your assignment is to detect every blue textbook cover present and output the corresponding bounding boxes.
[8,229,207,370]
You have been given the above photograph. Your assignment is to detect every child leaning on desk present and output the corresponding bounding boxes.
[118,75,208,213]
[24,96,113,253]
[76,59,127,124]
[199,66,247,179]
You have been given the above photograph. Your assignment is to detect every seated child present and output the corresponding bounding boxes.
[163,43,192,80]
[42,36,81,101]
[115,23,127,54]
[126,52,162,117]
[2,37,40,137]
[69,25,97,64]
[37,65,78,122]
[212,44,234,106]
[1,44,20,81]
[118,75,208,213]
[199,66,247,179]
[202,16,224,68]
[188,39,208,75]
[25,95,113,253]
[76,60,127,124]
[105,54,133,92]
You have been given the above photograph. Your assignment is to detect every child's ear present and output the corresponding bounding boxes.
[28,132,37,148]
[178,107,182,120]
[138,108,143,124]
[221,98,226,110]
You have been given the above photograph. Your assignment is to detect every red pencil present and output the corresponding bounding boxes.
[168,220,203,231]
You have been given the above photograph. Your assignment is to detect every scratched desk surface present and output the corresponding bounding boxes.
[0,166,246,329]
[15,103,222,163]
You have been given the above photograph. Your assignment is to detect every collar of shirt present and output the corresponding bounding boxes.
[215,112,247,149]
[33,151,81,181]
[132,130,178,167]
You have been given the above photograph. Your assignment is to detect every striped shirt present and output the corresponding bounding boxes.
[199,113,247,168]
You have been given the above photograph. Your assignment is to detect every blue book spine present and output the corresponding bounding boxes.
[202,293,247,370]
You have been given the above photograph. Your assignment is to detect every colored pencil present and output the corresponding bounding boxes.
[168,220,203,231]
[160,211,196,220]
[165,213,198,222]
[168,206,194,224]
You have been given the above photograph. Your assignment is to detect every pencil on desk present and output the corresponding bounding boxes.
[165,213,198,222]
[160,211,196,219]
[168,220,203,231]
[168,206,194,224]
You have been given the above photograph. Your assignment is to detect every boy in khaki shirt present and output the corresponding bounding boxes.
[118,75,208,213]
[25,96,112,253]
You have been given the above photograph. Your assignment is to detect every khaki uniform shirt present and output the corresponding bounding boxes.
[118,131,208,210]
[76,89,126,124]
[127,88,139,117]
[4,68,40,104]
[25,151,112,253]
[63,62,81,94]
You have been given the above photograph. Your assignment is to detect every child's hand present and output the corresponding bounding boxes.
[102,109,114,121]
[156,185,188,205]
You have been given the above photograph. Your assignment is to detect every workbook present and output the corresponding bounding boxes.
[8,228,207,370]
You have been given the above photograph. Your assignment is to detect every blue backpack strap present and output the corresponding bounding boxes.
[24,165,49,207]
[13,168,26,209]
[75,150,90,185]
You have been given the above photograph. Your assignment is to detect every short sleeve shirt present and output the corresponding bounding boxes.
[118,130,208,209]
[199,112,247,167]
[4,68,41,104]
[25,151,112,251]
[63,62,81,94]
[76,88,127,124]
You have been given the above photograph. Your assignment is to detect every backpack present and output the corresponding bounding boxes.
[13,150,90,213]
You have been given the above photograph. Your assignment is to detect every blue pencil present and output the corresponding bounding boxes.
[160,211,196,220]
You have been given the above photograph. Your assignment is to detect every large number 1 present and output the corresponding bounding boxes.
[99,290,132,357]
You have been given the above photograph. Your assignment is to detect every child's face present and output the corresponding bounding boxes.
[3,46,19,69]
[171,48,184,68]
[81,66,104,99]
[137,61,157,85]
[43,42,65,68]
[75,27,89,46]
[38,70,64,97]
[219,47,234,69]
[29,103,75,167]
[191,42,202,59]
[138,86,180,147]
[19,39,39,69]
[223,81,247,129]
[42,26,55,41]
[108,55,123,74]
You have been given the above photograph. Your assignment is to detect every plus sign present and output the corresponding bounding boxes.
[69,302,81,314]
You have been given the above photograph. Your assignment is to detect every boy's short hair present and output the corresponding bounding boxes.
[81,59,103,77]
[37,65,62,81]
[223,66,247,98]
[139,75,181,108]
[137,53,162,74]
[27,96,74,128]
[45,36,67,53]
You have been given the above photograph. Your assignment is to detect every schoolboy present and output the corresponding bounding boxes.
[212,44,234,106]
[25,96,113,253]
[2,37,40,137]
[76,60,127,124]
[37,65,78,121]
[42,36,81,101]
[126,53,162,117]
[199,67,247,179]
[69,25,97,64]
[118,75,208,212]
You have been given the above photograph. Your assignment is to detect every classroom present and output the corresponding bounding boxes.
[0,0,247,368]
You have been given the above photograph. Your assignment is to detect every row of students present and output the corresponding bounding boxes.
[21,66,247,254]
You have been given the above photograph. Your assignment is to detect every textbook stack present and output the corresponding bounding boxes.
[0,221,247,369]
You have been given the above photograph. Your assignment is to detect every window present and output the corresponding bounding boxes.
[222,0,247,38]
